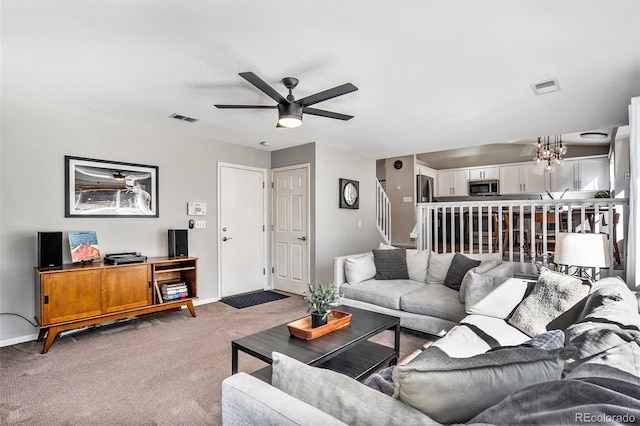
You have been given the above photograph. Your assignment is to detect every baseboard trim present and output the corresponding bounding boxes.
[0,333,39,348]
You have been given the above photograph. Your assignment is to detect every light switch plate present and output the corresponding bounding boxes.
[187,201,206,216]
[195,220,206,229]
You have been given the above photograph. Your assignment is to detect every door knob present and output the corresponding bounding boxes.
[297,236,307,241]
[222,236,232,241]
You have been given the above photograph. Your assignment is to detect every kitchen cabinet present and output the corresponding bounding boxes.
[468,167,498,180]
[550,157,609,192]
[437,169,468,196]
[499,164,545,194]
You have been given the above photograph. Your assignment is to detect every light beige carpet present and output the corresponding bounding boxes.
[0,295,429,425]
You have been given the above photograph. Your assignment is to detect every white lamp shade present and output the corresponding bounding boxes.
[554,233,611,268]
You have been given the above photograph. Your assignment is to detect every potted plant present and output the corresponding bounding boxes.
[303,283,343,328]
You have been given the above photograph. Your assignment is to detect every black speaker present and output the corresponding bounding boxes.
[38,232,63,270]
[168,229,188,257]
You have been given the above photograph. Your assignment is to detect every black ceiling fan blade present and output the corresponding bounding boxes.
[239,72,288,104]
[215,105,277,109]
[296,83,358,107]
[303,107,354,121]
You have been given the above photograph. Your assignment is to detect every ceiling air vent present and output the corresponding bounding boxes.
[531,78,560,95]
[169,113,199,123]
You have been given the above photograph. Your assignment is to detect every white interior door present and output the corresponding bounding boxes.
[218,163,267,298]
[272,165,309,295]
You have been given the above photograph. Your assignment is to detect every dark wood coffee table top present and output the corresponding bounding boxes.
[231,305,400,382]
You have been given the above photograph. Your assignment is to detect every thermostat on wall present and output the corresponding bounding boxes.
[187,202,207,216]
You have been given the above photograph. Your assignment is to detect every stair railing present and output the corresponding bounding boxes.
[376,179,391,245]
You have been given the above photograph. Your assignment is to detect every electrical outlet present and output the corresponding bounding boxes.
[195,220,206,229]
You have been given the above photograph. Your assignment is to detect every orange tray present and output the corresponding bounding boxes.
[287,310,352,340]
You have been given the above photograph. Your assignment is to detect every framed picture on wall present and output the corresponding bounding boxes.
[65,156,159,218]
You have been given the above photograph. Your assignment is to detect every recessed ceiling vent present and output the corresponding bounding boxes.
[531,78,560,95]
[170,113,199,123]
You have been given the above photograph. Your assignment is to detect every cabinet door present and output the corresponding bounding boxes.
[522,164,546,193]
[578,158,609,191]
[103,264,151,313]
[41,270,102,325]
[436,171,452,196]
[451,169,468,196]
[552,160,578,191]
[499,165,522,194]
[469,167,498,180]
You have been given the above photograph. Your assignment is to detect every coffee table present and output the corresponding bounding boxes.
[231,305,400,382]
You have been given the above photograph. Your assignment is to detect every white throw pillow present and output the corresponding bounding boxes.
[459,261,513,303]
[406,249,429,282]
[344,253,376,284]
[378,242,397,250]
[465,276,528,318]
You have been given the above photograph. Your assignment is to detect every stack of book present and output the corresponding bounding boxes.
[161,282,188,301]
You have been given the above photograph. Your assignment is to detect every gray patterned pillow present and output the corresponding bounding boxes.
[372,248,409,280]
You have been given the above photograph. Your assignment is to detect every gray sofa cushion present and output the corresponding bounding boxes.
[400,284,466,323]
[373,248,410,280]
[340,280,426,310]
[271,352,432,426]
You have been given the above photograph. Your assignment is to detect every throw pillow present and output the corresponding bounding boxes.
[391,346,571,424]
[372,248,409,280]
[426,252,501,284]
[465,277,531,319]
[443,253,480,291]
[459,261,513,303]
[271,352,427,425]
[508,268,591,337]
[344,253,376,284]
[463,272,511,309]
[406,249,429,282]
[378,242,397,250]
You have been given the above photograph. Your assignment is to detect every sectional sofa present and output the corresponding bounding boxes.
[221,249,640,425]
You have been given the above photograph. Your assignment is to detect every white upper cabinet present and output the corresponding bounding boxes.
[437,169,468,196]
[468,167,498,180]
[499,164,545,194]
[550,156,609,191]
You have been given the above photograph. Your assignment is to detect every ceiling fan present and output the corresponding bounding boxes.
[215,72,358,128]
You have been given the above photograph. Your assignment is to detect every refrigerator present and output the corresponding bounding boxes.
[416,174,434,203]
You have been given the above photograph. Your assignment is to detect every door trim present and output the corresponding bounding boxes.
[217,162,269,299]
[270,163,311,290]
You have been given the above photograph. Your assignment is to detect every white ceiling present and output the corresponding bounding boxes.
[2,1,639,160]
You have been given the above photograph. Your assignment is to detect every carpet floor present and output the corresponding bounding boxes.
[0,295,429,425]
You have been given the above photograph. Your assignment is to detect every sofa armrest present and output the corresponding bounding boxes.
[222,373,347,426]
[333,253,370,287]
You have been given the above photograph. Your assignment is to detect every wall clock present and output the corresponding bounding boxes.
[394,160,403,170]
[339,178,359,209]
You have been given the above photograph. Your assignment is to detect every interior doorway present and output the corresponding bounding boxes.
[217,162,268,298]
[272,164,310,295]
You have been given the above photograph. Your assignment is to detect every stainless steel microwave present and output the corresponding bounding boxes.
[468,179,499,196]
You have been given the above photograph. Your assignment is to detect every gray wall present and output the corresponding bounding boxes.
[0,98,270,343]
[315,144,381,283]
[384,155,417,247]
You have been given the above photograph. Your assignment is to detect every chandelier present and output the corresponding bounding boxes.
[533,135,567,173]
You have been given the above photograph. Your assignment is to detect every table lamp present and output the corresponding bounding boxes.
[553,232,610,279]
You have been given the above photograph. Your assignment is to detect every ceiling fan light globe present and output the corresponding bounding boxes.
[278,116,303,128]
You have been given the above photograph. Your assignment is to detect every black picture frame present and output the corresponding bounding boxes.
[339,178,359,209]
[65,156,159,218]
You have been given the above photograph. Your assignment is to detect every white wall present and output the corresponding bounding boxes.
[0,98,270,344]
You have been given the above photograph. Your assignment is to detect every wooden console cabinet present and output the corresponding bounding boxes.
[35,257,197,353]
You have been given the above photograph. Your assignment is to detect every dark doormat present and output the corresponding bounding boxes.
[221,290,290,309]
